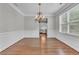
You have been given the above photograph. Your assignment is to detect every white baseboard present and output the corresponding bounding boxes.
[24,30,39,38]
[24,30,55,38]
[56,32,79,52]
[1,31,79,53]
[0,30,55,52]
[0,31,24,52]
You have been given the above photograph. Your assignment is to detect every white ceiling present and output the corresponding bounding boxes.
[13,3,65,16]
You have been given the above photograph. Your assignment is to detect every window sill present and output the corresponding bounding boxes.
[59,32,79,37]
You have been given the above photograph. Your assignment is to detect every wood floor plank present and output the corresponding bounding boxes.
[0,38,79,55]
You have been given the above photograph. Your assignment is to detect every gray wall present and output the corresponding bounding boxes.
[0,3,24,52]
[24,16,55,30]
[0,3,24,33]
[24,16,39,31]
[0,3,56,38]
[24,16,56,37]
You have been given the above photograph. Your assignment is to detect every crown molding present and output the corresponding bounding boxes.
[54,3,78,16]
[8,3,25,16]
[23,13,54,16]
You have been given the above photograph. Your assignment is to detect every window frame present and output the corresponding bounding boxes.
[59,4,79,36]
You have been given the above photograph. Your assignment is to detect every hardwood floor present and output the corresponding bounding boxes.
[0,37,79,55]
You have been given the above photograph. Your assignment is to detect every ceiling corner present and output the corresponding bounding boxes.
[8,3,25,16]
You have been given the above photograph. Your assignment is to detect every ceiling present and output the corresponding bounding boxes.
[13,3,65,16]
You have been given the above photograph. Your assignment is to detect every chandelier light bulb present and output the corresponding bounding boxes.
[35,3,46,22]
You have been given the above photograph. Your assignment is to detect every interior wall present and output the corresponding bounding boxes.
[24,16,56,38]
[0,3,24,52]
[0,3,56,52]
[54,4,79,52]
[0,3,24,33]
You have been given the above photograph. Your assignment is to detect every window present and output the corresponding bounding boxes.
[69,5,79,21]
[59,13,68,33]
[59,4,79,35]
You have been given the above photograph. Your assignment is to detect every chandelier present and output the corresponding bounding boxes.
[35,3,46,22]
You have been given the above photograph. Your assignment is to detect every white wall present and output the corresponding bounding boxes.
[24,16,56,38]
[0,3,24,52]
[54,4,79,52]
